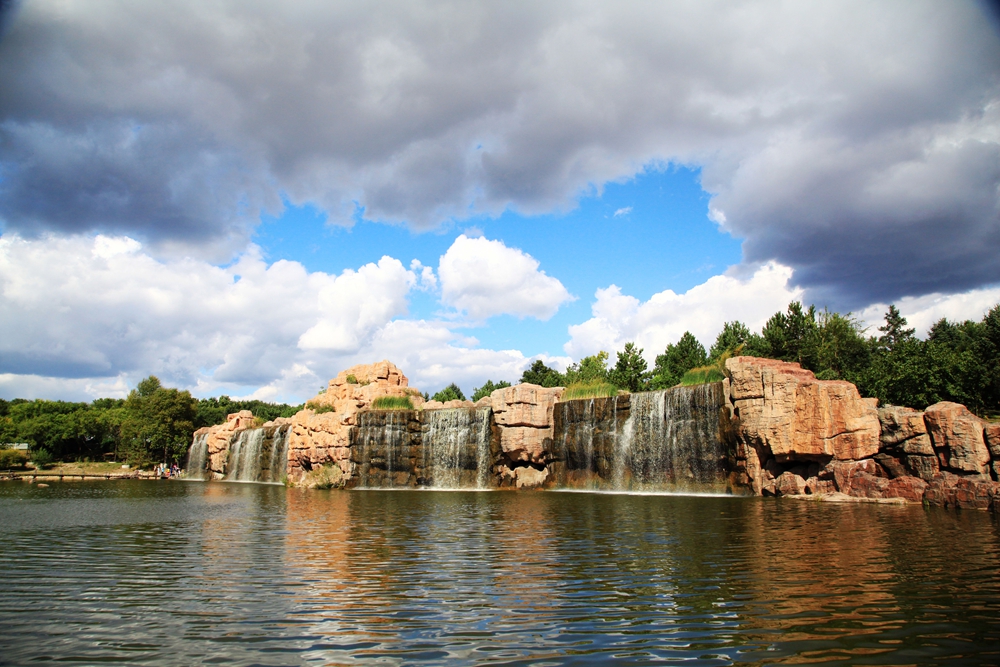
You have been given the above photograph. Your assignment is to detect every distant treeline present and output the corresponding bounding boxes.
[0,378,301,467]
[504,302,1000,417]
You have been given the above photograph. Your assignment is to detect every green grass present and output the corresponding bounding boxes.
[371,396,415,410]
[305,401,335,414]
[561,382,620,400]
[679,367,726,386]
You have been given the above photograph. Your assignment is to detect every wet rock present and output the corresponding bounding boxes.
[922,473,1000,510]
[773,470,807,496]
[924,402,989,476]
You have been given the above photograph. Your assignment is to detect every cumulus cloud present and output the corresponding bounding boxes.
[438,234,572,320]
[565,262,802,360]
[858,286,1000,338]
[0,1,996,303]
[0,233,551,400]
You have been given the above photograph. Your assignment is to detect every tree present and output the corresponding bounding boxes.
[431,383,466,403]
[650,333,706,389]
[610,342,651,392]
[709,322,752,361]
[563,351,610,385]
[519,360,565,387]
[119,376,197,465]
[878,304,916,351]
[814,309,869,381]
[471,380,511,402]
[760,302,818,367]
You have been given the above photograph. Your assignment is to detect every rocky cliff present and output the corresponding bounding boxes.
[725,356,1000,510]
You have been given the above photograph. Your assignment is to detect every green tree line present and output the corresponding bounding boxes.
[482,302,1000,416]
[0,377,301,466]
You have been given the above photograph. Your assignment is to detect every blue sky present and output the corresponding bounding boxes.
[0,1,998,402]
[255,167,743,358]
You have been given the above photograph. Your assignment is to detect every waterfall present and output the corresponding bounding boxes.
[186,432,209,480]
[353,410,412,488]
[422,407,493,489]
[611,383,727,492]
[553,395,626,488]
[222,425,290,483]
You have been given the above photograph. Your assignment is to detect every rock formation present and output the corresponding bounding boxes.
[490,383,563,488]
[286,360,424,484]
[192,410,257,478]
[725,356,1000,510]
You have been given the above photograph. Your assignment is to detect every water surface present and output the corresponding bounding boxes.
[1,481,999,665]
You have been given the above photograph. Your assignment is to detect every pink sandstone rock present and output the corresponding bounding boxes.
[983,423,1000,460]
[878,406,934,455]
[922,472,1000,510]
[197,410,256,478]
[286,361,425,485]
[491,383,563,464]
[924,402,989,476]
[725,356,881,464]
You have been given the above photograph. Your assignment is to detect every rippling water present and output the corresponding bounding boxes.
[1,481,1000,665]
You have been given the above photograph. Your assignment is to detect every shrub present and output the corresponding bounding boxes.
[0,449,28,469]
[305,401,335,414]
[346,374,358,384]
[561,382,621,400]
[431,383,466,403]
[371,396,414,410]
[30,448,54,469]
[306,464,345,490]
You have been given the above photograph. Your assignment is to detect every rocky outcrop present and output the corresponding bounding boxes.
[877,406,939,480]
[491,383,563,488]
[725,356,880,494]
[286,360,424,484]
[194,410,256,478]
[924,402,990,476]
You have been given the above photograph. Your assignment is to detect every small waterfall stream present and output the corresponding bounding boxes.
[186,432,209,480]
[423,407,493,489]
[353,410,413,488]
[553,383,728,492]
[224,425,290,483]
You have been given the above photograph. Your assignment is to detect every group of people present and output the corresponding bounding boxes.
[155,462,181,478]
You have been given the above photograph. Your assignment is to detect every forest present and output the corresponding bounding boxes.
[2,303,997,467]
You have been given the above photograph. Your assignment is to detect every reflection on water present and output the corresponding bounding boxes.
[1,481,999,665]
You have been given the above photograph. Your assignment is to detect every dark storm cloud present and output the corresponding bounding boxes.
[0,0,997,303]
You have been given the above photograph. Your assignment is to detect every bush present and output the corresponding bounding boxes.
[346,374,358,384]
[305,464,345,490]
[562,382,620,400]
[0,449,28,469]
[305,401,335,414]
[431,383,466,403]
[371,396,414,410]
[30,448,53,468]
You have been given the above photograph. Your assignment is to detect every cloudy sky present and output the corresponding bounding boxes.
[1,0,999,402]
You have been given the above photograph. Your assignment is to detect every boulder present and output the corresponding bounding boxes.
[491,384,563,464]
[878,406,934,455]
[725,357,881,463]
[984,423,1000,460]
[922,473,1000,510]
[924,402,989,476]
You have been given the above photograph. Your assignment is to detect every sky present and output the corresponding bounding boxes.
[1,0,999,403]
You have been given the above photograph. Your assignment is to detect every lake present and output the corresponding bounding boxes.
[1,481,999,665]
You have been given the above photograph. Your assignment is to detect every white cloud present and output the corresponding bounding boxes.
[565,262,802,360]
[613,206,631,217]
[0,233,549,401]
[298,256,415,352]
[858,287,1000,338]
[438,234,573,321]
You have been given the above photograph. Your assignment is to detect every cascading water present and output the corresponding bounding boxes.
[353,410,413,488]
[185,432,209,480]
[612,383,728,492]
[553,383,728,492]
[224,425,290,483]
[422,407,494,489]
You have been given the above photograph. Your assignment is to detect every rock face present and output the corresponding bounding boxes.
[286,361,424,484]
[877,406,939,480]
[924,402,990,476]
[725,356,880,494]
[491,383,563,488]
[194,410,256,478]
